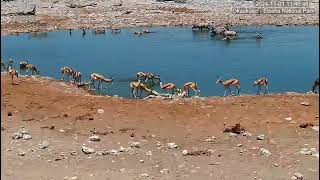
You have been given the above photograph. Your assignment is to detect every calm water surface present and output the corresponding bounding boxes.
[1,26,319,97]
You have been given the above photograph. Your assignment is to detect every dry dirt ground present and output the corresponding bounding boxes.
[1,0,319,35]
[1,75,319,180]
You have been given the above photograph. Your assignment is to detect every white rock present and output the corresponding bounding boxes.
[118,146,127,152]
[17,149,25,156]
[256,134,265,140]
[97,109,104,114]
[167,143,178,149]
[60,129,65,132]
[260,148,271,156]
[300,102,310,106]
[285,117,292,121]
[160,169,169,174]
[22,134,32,140]
[146,151,152,156]
[293,172,304,179]
[109,149,118,156]
[237,144,243,147]
[242,132,252,136]
[139,159,144,163]
[119,168,125,172]
[130,141,141,148]
[89,135,101,141]
[81,146,95,154]
[182,150,188,156]
[229,133,238,137]
[311,126,319,132]
[155,141,161,147]
[140,173,149,177]
[38,141,49,149]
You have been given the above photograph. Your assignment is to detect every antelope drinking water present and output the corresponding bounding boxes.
[254,77,268,95]
[216,76,240,96]
[312,78,319,93]
[136,72,160,83]
[158,76,177,95]
[25,63,39,75]
[90,73,113,90]
[130,80,152,98]
[183,82,201,97]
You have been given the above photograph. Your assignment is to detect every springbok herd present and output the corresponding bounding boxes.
[1,57,319,98]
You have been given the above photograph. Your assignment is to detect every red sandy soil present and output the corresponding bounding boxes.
[1,75,319,180]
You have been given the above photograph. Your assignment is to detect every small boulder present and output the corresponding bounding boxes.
[38,141,49,149]
[256,134,265,140]
[300,102,310,106]
[167,143,178,149]
[182,150,188,156]
[89,135,100,142]
[97,109,104,114]
[292,172,304,180]
[130,141,141,148]
[260,148,271,156]
[81,146,95,154]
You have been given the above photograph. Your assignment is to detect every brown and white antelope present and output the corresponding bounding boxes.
[158,76,177,95]
[1,60,6,72]
[216,76,240,96]
[130,80,152,98]
[25,63,39,75]
[8,69,18,84]
[72,71,82,84]
[19,61,29,71]
[312,78,319,93]
[136,72,159,83]
[90,73,113,90]
[254,77,268,95]
[6,57,13,71]
[183,82,201,97]
[61,67,75,81]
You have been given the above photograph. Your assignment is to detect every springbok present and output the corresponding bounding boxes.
[61,67,75,81]
[130,80,152,98]
[111,27,121,34]
[312,79,319,93]
[256,32,262,39]
[19,61,29,70]
[90,73,113,90]
[94,29,105,34]
[25,64,39,75]
[183,82,201,97]
[216,76,240,96]
[254,77,268,95]
[7,57,13,71]
[1,60,6,72]
[72,71,82,84]
[192,23,210,31]
[8,69,18,84]
[158,76,176,95]
[136,72,160,83]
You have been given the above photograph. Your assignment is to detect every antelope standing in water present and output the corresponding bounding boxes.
[183,82,201,97]
[136,72,159,83]
[312,79,319,93]
[254,77,268,95]
[25,63,39,75]
[90,73,113,90]
[8,69,19,84]
[158,76,177,95]
[216,76,240,96]
[130,80,152,98]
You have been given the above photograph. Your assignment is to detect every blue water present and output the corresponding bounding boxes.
[1,26,319,97]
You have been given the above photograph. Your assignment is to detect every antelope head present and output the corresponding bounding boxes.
[216,76,222,84]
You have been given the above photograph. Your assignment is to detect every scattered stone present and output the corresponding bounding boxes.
[299,123,314,128]
[209,162,220,165]
[237,144,243,147]
[292,172,304,180]
[155,141,161,147]
[64,176,78,180]
[49,125,55,130]
[38,140,49,149]
[109,149,118,156]
[242,132,252,136]
[224,123,245,134]
[8,112,12,116]
[182,150,188,156]
[119,168,125,172]
[130,141,141,148]
[229,132,238,137]
[118,146,127,152]
[203,136,216,142]
[130,132,135,137]
[22,134,32,140]
[97,109,104,114]
[12,129,31,140]
[81,146,95,154]
[17,149,25,156]
[256,134,265,140]
[140,173,149,177]
[160,169,169,174]
[311,126,319,132]
[146,151,152,156]
[95,151,104,156]
[260,148,271,156]
[167,143,178,149]
[70,151,77,156]
[60,129,65,133]
[88,117,94,120]
[273,163,279,167]
[89,135,101,141]
[140,159,144,163]
[300,102,310,106]
[285,117,293,121]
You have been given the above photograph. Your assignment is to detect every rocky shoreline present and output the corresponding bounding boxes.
[1,0,319,36]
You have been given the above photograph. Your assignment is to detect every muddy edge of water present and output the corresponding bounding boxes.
[1,0,319,36]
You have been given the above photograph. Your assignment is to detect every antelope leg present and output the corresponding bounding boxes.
[265,85,268,94]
